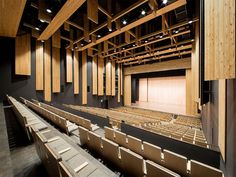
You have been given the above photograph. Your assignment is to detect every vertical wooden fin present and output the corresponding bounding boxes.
[52,47,60,93]
[36,41,44,90]
[66,49,73,83]
[82,50,87,104]
[98,57,104,96]
[44,39,51,102]
[111,61,116,96]
[87,0,98,24]
[124,75,131,106]
[84,15,90,42]
[52,30,61,48]
[92,56,98,95]
[106,60,112,95]
[74,51,79,94]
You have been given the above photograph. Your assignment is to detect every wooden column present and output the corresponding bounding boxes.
[52,47,60,93]
[82,50,87,104]
[66,49,73,83]
[111,61,116,96]
[98,57,104,96]
[124,75,131,106]
[118,64,121,102]
[92,56,98,95]
[36,41,44,90]
[44,39,51,102]
[106,60,112,95]
[74,51,79,94]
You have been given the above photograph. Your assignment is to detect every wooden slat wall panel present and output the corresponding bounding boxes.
[92,56,98,95]
[218,79,226,161]
[66,49,73,83]
[106,60,112,95]
[82,50,87,104]
[87,0,98,24]
[74,51,79,94]
[111,61,116,96]
[36,41,44,90]
[204,0,235,80]
[15,34,31,75]
[124,75,131,106]
[52,47,60,93]
[44,40,51,102]
[121,64,123,95]
[52,30,61,48]
[186,69,193,115]
[118,64,121,102]
[98,57,104,96]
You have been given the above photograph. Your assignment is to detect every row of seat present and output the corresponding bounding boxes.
[102,126,223,177]
[7,95,48,139]
[8,96,115,177]
[79,126,181,177]
[174,115,202,129]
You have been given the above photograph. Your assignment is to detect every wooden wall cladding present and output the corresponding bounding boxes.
[52,47,60,93]
[15,34,31,75]
[92,56,98,95]
[117,64,121,102]
[82,50,87,104]
[36,41,44,90]
[66,49,73,83]
[204,0,235,80]
[98,57,104,96]
[218,79,226,161]
[106,60,112,95]
[52,30,61,48]
[124,75,131,106]
[186,69,193,115]
[74,51,79,94]
[111,61,116,96]
[121,64,123,95]
[44,40,51,102]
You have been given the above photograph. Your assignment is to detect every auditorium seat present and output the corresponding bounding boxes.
[190,160,223,177]
[146,160,180,177]
[143,141,162,164]
[120,147,144,177]
[114,130,128,148]
[163,149,188,176]
[127,135,143,155]
[104,126,115,141]
[78,126,89,146]
[87,131,102,154]
[101,138,121,168]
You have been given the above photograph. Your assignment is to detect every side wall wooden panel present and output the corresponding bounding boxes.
[44,40,51,102]
[186,69,193,115]
[111,61,116,96]
[66,49,73,83]
[52,47,60,93]
[15,34,31,75]
[218,79,226,161]
[36,41,44,90]
[74,51,79,94]
[117,64,121,102]
[124,75,131,106]
[204,0,235,80]
[82,50,87,104]
[106,60,112,95]
[121,64,123,95]
[52,30,61,48]
[98,57,104,96]
[92,56,98,95]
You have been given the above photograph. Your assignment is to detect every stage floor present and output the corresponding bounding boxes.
[131,101,186,115]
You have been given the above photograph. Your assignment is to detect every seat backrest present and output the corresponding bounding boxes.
[78,126,89,146]
[104,126,114,141]
[190,160,223,177]
[163,149,188,176]
[88,131,102,154]
[58,161,75,177]
[101,138,120,168]
[127,135,143,155]
[82,118,92,130]
[120,147,144,177]
[114,130,128,148]
[146,160,181,177]
[143,141,162,164]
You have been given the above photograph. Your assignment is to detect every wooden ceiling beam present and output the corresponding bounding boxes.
[38,0,86,40]
[88,0,99,24]
[66,21,84,31]
[0,0,26,37]
[98,5,112,18]
[78,0,187,51]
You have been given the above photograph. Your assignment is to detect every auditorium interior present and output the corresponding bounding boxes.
[0,0,235,177]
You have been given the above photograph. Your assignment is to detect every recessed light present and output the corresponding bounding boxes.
[89,39,91,42]
[145,40,148,43]
[163,0,168,4]
[122,20,127,25]
[72,48,74,51]
[46,9,52,13]
[109,28,112,32]
[191,39,195,42]
[122,48,125,50]
[40,19,45,23]
[160,35,163,38]
[141,10,146,15]
[81,43,84,46]
[175,30,179,34]
[35,27,40,31]
[97,34,101,38]
[41,40,44,43]
[133,44,136,47]
[188,20,193,24]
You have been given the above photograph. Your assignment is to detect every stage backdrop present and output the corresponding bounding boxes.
[136,76,186,114]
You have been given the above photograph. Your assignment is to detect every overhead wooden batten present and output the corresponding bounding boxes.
[38,0,86,40]
[78,0,187,51]
[0,0,26,37]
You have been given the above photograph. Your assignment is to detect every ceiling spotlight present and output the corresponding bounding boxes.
[122,20,127,25]
[133,44,136,47]
[122,48,125,50]
[175,30,179,34]
[191,39,195,42]
[188,20,193,24]
[160,35,163,38]
[89,39,91,42]
[97,34,101,38]
[35,27,40,31]
[81,43,84,46]
[141,10,146,15]
[163,0,168,4]
[41,40,44,43]
[46,9,52,13]
[145,40,148,43]
[72,48,74,51]
[109,28,112,32]
[40,19,45,23]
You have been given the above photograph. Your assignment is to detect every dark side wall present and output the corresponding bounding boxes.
[202,79,236,177]
[0,37,123,108]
